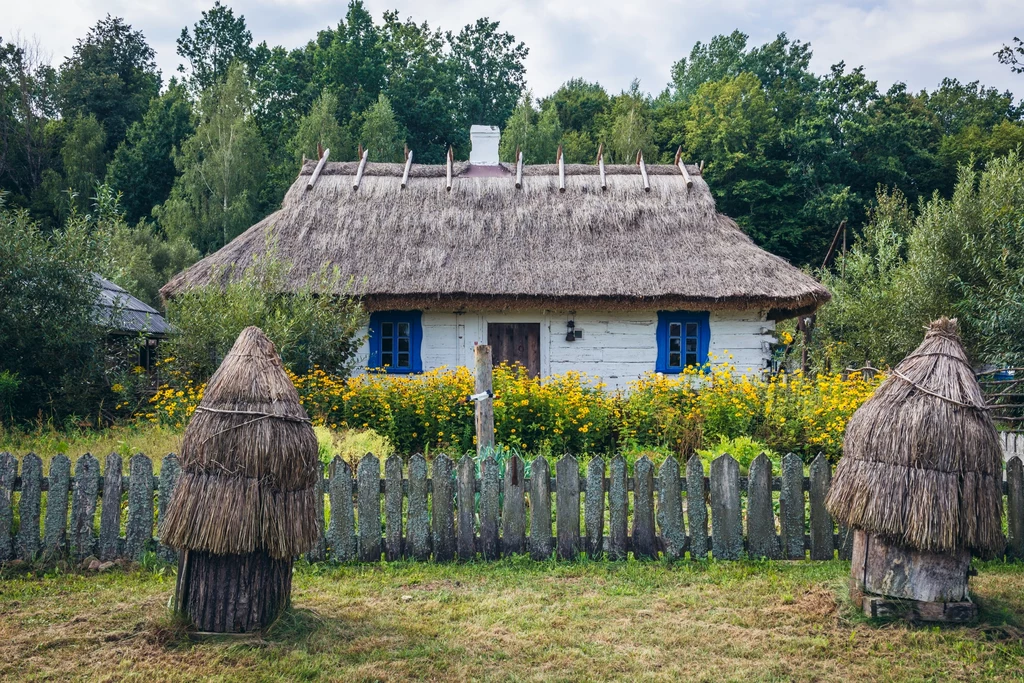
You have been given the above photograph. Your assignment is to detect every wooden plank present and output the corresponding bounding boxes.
[479,455,500,560]
[474,344,495,455]
[502,454,526,555]
[556,455,581,560]
[675,147,693,188]
[125,454,154,561]
[515,148,523,189]
[746,454,781,559]
[779,453,805,559]
[407,454,430,561]
[529,456,553,560]
[0,452,15,562]
[710,454,742,560]
[809,453,834,560]
[353,148,368,190]
[597,143,606,191]
[43,454,71,558]
[70,454,100,561]
[306,463,327,563]
[1007,456,1023,560]
[608,455,628,560]
[446,147,454,191]
[557,145,565,192]
[686,455,708,559]
[637,150,650,192]
[457,455,476,560]
[632,456,656,559]
[838,525,854,561]
[584,457,605,559]
[306,148,329,191]
[98,454,123,561]
[17,453,42,560]
[400,148,413,189]
[156,454,180,563]
[357,454,381,561]
[327,457,356,562]
[384,455,404,561]
[431,454,456,562]
[658,457,685,560]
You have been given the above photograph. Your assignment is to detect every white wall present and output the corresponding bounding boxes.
[353,308,774,390]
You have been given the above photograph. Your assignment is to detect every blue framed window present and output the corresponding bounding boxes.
[368,311,423,373]
[656,311,710,373]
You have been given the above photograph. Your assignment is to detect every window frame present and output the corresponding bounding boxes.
[368,310,423,374]
[655,311,710,373]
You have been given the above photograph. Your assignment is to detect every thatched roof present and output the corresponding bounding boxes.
[826,318,1004,558]
[161,160,830,318]
[161,326,322,560]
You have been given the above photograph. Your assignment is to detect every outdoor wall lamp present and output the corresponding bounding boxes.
[566,319,576,342]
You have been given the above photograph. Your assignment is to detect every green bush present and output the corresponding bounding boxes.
[695,435,778,474]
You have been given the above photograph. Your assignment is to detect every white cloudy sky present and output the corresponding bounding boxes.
[4,0,1022,98]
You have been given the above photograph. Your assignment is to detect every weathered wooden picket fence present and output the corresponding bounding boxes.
[2,451,1023,565]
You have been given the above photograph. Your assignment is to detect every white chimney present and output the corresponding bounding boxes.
[469,125,500,165]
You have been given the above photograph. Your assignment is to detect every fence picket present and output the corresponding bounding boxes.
[384,455,403,561]
[529,456,552,560]
[502,455,526,555]
[156,454,180,562]
[1007,456,1023,561]
[327,456,356,562]
[711,454,742,560]
[479,456,500,560]
[658,457,685,560]
[407,454,430,561]
[556,455,581,560]
[0,453,15,562]
[809,454,834,560]
[608,455,628,560]
[357,454,381,561]
[457,455,476,560]
[307,463,327,563]
[686,455,708,560]
[18,453,42,560]
[632,456,656,559]
[43,454,71,557]
[838,526,854,561]
[98,454,123,561]
[747,454,780,559]
[780,453,805,559]
[70,454,100,561]
[125,454,154,561]
[431,455,456,562]
[585,457,605,559]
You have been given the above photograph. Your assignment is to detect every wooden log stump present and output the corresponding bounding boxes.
[176,550,293,633]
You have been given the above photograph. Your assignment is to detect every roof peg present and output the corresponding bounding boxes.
[514,146,523,189]
[446,146,454,192]
[597,143,607,191]
[317,143,325,160]
[557,145,565,193]
[699,159,705,174]
[401,147,413,189]
[306,147,330,192]
[675,146,693,189]
[352,147,368,191]
[637,149,650,192]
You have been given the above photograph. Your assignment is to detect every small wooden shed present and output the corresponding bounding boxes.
[160,326,322,632]
[826,318,1004,621]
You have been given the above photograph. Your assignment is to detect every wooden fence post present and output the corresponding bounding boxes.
[43,454,71,558]
[384,455,404,561]
[529,456,553,560]
[809,454,834,560]
[585,457,606,559]
[407,454,430,561]
[658,457,686,560]
[632,456,656,559]
[70,454,100,561]
[0,452,16,562]
[711,454,742,560]
[357,454,381,561]
[747,454,781,559]
[779,453,805,559]
[556,455,580,560]
[18,453,42,560]
[125,453,154,561]
[608,455,628,560]
[457,455,476,560]
[479,455,500,560]
[307,463,327,563]
[502,454,526,555]
[98,453,123,561]
[1007,456,1023,561]
[474,344,494,455]
[327,456,356,562]
[431,455,456,562]
[686,455,708,560]
[156,454,180,563]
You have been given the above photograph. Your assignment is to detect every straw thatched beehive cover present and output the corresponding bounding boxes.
[161,161,830,319]
[161,326,322,560]
[826,318,1004,558]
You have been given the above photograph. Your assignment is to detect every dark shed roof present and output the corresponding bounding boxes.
[94,275,171,336]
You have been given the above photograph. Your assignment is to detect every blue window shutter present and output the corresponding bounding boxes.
[368,311,423,374]
[656,311,710,373]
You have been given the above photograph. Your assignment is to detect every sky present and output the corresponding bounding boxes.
[4,0,1022,99]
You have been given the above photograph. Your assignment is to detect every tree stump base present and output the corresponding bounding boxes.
[850,530,976,623]
[175,550,293,633]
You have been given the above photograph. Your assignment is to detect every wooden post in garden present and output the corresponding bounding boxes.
[474,344,495,456]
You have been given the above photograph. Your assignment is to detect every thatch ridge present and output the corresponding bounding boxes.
[161,161,829,318]
[161,326,322,559]
[825,318,1004,557]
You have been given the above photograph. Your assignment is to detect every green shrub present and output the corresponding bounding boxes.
[695,435,777,475]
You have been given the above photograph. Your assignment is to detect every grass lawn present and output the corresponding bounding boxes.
[1,559,1022,681]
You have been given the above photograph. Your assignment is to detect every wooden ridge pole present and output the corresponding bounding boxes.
[597,143,606,191]
[353,148,368,191]
[305,148,330,192]
[557,145,565,193]
[446,146,453,192]
[637,149,650,192]
[401,147,413,189]
[514,147,523,189]
[675,146,693,189]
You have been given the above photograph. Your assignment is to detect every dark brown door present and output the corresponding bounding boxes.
[488,323,541,378]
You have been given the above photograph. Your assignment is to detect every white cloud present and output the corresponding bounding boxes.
[4,0,1020,98]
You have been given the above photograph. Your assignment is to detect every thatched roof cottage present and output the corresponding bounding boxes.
[162,127,830,388]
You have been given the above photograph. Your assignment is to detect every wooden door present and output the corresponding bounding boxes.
[488,323,541,378]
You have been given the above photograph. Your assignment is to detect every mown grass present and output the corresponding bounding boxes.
[1,559,1022,681]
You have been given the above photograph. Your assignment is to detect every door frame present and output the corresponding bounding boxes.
[469,310,552,379]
